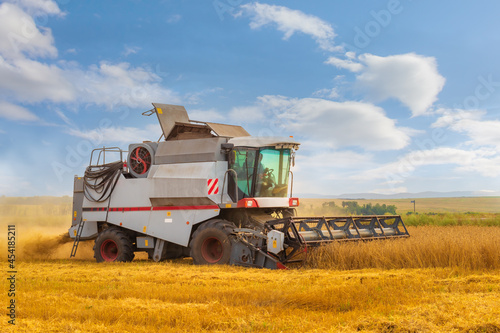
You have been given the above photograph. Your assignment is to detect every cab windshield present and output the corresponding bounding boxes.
[231,147,291,198]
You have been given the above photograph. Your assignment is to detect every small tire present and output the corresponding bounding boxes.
[94,227,135,263]
[190,220,235,265]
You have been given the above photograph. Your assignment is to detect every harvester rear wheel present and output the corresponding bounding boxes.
[190,220,235,265]
[94,227,135,263]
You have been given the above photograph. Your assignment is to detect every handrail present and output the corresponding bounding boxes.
[221,169,238,204]
[289,170,294,197]
[89,147,124,166]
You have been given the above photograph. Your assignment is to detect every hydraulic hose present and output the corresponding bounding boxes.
[83,161,123,202]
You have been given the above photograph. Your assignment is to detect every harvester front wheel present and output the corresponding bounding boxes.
[94,227,135,263]
[190,220,235,265]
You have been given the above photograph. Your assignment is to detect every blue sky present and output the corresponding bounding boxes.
[1,0,500,197]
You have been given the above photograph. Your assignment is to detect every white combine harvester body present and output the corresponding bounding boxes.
[69,103,409,269]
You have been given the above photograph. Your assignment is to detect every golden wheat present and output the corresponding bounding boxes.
[307,226,500,270]
[0,260,499,332]
[1,199,500,332]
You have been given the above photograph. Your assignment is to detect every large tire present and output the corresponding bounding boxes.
[190,219,235,265]
[94,227,135,263]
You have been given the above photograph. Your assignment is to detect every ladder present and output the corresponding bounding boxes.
[70,219,85,258]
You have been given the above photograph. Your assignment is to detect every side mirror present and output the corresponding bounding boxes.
[221,143,235,165]
[229,150,235,165]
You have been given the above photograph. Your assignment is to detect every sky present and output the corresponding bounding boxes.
[1,0,500,197]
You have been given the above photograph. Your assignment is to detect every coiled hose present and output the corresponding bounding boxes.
[83,161,123,202]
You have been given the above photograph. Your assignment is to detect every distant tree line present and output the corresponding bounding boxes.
[320,201,397,215]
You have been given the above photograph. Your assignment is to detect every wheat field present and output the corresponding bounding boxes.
[0,197,499,332]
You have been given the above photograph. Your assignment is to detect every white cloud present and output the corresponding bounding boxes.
[54,108,72,126]
[325,56,363,72]
[353,147,500,181]
[184,87,223,105]
[232,96,414,150]
[273,96,411,150]
[312,87,339,99]
[63,61,180,109]
[355,53,446,116]
[0,3,179,117]
[229,105,266,123]
[0,2,58,60]
[369,186,408,195]
[67,124,162,145]
[432,108,500,149]
[188,108,225,122]
[0,57,75,102]
[122,45,140,57]
[8,0,63,16]
[241,2,340,52]
[296,147,374,173]
[0,101,38,121]
[431,108,484,128]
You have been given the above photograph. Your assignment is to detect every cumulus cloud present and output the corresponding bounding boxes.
[67,124,162,145]
[0,57,75,102]
[0,1,179,120]
[7,0,63,16]
[312,87,340,99]
[232,95,414,150]
[122,45,140,57]
[0,2,58,59]
[432,108,500,149]
[0,101,38,121]
[355,53,446,116]
[188,108,226,122]
[229,105,266,123]
[295,147,374,173]
[325,56,363,72]
[241,2,340,52]
[353,147,500,181]
[65,62,180,109]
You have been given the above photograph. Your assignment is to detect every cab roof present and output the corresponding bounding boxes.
[228,136,300,150]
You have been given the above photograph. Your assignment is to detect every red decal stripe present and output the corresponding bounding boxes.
[209,178,218,195]
[85,205,219,212]
[152,205,219,211]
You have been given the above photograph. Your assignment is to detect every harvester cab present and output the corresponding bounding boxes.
[69,103,409,269]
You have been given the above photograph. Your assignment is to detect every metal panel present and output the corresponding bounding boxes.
[106,210,152,236]
[267,230,284,254]
[136,236,155,249]
[150,161,231,205]
[253,197,290,208]
[205,122,250,137]
[72,176,84,227]
[151,162,214,198]
[108,176,152,208]
[155,137,227,164]
[68,221,98,239]
[150,197,215,207]
[152,103,190,139]
[146,208,219,246]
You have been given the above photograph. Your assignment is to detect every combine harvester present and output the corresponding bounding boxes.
[69,103,409,269]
